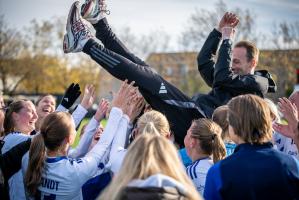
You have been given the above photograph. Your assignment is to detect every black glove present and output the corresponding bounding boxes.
[60,83,81,109]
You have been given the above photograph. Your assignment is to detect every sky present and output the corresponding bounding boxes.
[0,0,298,50]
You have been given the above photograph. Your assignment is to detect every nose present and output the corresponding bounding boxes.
[33,111,38,120]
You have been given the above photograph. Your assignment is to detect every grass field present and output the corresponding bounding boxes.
[71,118,107,148]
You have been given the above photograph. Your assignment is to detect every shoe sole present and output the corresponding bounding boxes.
[63,1,80,53]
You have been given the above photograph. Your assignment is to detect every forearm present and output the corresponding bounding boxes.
[197,29,222,87]
[109,115,129,162]
[72,104,88,128]
[213,39,233,85]
[68,117,99,158]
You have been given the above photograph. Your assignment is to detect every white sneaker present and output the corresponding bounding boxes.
[63,1,93,53]
[81,0,110,24]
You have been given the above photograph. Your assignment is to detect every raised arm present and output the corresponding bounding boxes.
[273,97,299,157]
[72,84,96,129]
[68,99,109,158]
[197,13,231,87]
[56,83,81,111]
[213,12,239,85]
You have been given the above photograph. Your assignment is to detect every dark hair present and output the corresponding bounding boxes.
[234,40,259,64]
[25,112,73,196]
[3,99,31,135]
[190,119,226,163]
[35,94,56,106]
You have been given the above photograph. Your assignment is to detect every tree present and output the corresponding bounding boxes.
[179,0,257,51]
[117,26,171,59]
[271,21,299,49]
[0,15,30,95]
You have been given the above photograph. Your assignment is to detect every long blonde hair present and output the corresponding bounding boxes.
[136,110,170,137]
[99,135,201,200]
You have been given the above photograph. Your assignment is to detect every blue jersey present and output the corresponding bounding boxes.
[204,142,299,200]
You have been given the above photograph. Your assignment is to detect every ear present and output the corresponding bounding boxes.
[190,137,198,148]
[12,112,19,122]
[250,58,257,68]
[66,133,75,145]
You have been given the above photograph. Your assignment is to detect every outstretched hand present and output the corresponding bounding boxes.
[126,93,145,123]
[60,83,81,109]
[273,97,298,140]
[111,80,137,112]
[218,12,239,31]
[81,84,96,110]
[94,99,109,122]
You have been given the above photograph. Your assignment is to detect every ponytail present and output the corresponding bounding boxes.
[25,134,46,196]
[211,134,226,163]
[190,119,226,163]
[142,122,160,136]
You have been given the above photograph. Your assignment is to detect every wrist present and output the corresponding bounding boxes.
[80,101,90,110]
[222,27,234,40]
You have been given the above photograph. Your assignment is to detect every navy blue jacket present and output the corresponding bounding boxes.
[194,29,276,117]
[204,142,299,200]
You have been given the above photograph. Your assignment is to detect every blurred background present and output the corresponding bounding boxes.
[0,0,298,103]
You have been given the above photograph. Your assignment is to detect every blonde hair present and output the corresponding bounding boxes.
[190,119,226,163]
[227,94,272,144]
[137,110,170,137]
[212,105,229,141]
[99,135,201,200]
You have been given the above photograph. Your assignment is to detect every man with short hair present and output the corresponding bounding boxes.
[194,13,276,117]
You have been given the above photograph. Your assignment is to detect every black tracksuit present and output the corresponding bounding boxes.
[194,29,276,117]
[83,18,276,146]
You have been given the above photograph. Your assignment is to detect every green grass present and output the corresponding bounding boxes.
[71,118,107,148]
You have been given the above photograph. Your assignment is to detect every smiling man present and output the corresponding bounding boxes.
[195,13,276,117]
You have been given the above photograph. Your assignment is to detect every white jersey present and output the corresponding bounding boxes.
[39,107,123,200]
[56,104,88,128]
[273,131,298,159]
[107,115,130,174]
[1,132,31,200]
[186,157,213,195]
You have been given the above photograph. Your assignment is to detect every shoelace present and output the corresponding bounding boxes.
[72,19,92,44]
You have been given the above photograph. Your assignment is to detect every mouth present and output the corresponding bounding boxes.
[29,120,36,126]
[42,107,52,114]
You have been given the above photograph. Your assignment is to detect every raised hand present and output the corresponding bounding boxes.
[60,83,81,109]
[111,80,137,110]
[273,97,298,139]
[94,99,109,122]
[126,93,145,123]
[218,12,239,31]
[81,84,96,110]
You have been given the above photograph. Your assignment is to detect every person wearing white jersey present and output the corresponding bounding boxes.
[25,81,135,200]
[184,118,226,195]
[1,99,38,200]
